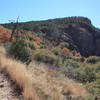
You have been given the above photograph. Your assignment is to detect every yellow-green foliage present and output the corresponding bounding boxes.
[52,47,62,56]
[59,56,100,98]
[34,49,59,64]
[59,58,98,83]
[86,56,100,64]
[59,42,70,49]
[76,63,96,83]
[85,96,95,100]
[60,59,80,78]
[86,70,100,97]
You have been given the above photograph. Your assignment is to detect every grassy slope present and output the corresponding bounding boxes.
[0,46,39,100]
[0,46,90,100]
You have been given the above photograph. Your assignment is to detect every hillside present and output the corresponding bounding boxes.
[3,16,100,56]
[0,16,100,100]
[0,46,90,100]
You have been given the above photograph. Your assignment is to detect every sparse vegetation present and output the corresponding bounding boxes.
[0,16,100,99]
[0,46,90,100]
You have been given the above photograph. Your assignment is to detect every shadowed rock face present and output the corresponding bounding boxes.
[44,21,100,57]
[96,39,100,55]
[60,23,100,57]
[62,25,96,56]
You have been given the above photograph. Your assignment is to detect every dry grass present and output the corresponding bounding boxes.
[0,46,39,100]
[0,46,90,100]
[28,61,90,100]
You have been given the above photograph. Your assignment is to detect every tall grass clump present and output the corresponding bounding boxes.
[0,46,39,100]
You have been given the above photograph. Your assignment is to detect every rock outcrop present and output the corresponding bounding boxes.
[59,23,100,56]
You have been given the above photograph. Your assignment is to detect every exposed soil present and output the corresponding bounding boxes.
[0,71,23,100]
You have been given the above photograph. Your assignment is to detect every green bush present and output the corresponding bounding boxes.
[63,59,80,68]
[67,56,85,62]
[34,49,59,64]
[61,59,80,78]
[59,42,70,49]
[51,47,61,56]
[39,42,46,49]
[10,40,32,64]
[76,64,96,83]
[86,56,100,64]
[87,71,100,97]
[85,96,95,100]
[28,42,36,50]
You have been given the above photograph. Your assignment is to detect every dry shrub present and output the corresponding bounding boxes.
[0,25,11,40]
[61,48,73,57]
[62,79,89,97]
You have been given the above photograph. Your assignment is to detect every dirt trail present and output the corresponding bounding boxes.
[0,71,23,100]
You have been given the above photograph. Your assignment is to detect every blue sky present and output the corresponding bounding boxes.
[0,0,100,28]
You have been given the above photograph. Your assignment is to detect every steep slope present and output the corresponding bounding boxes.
[0,46,90,100]
[2,16,100,57]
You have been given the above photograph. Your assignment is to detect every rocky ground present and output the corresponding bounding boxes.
[0,71,23,100]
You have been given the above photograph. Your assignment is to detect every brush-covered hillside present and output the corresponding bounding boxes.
[0,16,100,100]
[0,47,90,100]
[3,16,100,56]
